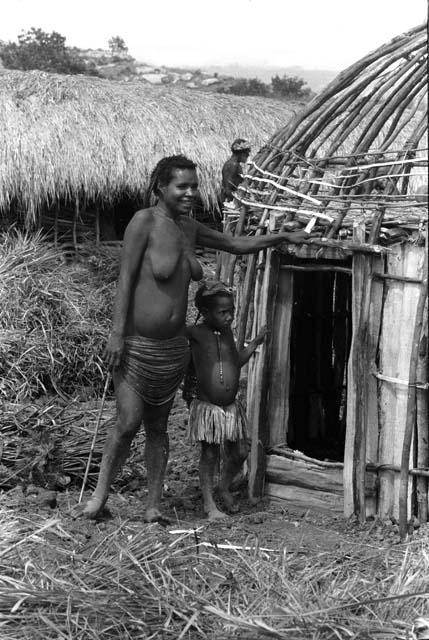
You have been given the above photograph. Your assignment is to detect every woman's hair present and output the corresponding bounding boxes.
[145,155,197,206]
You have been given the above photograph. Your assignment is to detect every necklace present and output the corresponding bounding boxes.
[213,330,224,384]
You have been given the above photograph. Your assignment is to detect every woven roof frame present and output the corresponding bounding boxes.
[239,24,428,242]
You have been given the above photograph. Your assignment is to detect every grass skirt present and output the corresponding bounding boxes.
[188,398,247,444]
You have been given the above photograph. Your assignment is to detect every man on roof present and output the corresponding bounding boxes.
[221,138,251,205]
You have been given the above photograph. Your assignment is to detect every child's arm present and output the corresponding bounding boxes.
[238,326,269,367]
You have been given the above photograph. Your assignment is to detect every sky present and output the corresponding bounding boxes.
[1,0,427,71]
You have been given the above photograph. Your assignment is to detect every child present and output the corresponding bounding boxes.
[185,280,267,521]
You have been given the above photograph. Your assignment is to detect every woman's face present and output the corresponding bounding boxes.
[159,168,199,215]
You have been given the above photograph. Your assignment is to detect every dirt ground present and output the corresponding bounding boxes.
[4,393,426,555]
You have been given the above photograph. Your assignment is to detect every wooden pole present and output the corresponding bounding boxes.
[416,301,428,523]
[399,251,428,539]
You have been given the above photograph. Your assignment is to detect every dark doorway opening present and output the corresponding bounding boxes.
[287,261,352,462]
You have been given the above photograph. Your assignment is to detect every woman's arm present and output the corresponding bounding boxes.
[104,211,150,368]
[192,219,312,254]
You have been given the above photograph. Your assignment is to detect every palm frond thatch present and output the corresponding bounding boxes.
[0,70,299,225]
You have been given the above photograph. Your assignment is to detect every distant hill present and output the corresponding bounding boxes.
[203,64,339,92]
[0,39,336,96]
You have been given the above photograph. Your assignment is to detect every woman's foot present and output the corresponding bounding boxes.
[71,495,107,520]
[205,507,229,522]
[144,507,171,526]
[220,489,239,513]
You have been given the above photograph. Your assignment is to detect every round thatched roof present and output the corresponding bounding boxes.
[240,24,427,241]
[0,71,299,224]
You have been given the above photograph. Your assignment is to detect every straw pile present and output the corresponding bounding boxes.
[0,70,298,224]
[0,504,428,639]
[0,231,117,402]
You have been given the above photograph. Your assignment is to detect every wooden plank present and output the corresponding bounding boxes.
[399,254,428,539]
[344,222,368,519]
[267,262,294,446]
[266,455,343,494]
[416,301,428,523]
[378,243,426,519]
[365,253,384,516]
[266,482,344,514]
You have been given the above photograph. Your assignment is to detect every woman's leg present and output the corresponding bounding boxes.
[142,397,175,523]
[79,372,144,518]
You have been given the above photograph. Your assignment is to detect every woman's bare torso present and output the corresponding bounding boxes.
[190,325,240,406]
[125,212,203,339]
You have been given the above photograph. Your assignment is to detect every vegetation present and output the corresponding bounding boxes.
[0,28,98,75]
[219,73,313,100]
[108,35,128,56]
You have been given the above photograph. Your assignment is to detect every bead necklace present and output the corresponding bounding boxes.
[213,330,224,384]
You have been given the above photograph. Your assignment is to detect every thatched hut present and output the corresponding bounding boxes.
[222,24,428,536]
[0,70,298,243]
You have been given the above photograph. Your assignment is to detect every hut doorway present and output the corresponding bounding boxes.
[268,256,353,463]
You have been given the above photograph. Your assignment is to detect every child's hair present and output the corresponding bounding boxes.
[194,280,234,313]
[145,155,197,206]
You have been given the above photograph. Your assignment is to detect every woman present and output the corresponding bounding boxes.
[80,155,311,523]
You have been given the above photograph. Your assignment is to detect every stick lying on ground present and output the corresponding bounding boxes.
[78,372,111,504]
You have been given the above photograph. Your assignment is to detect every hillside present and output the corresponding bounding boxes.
[72,48,317,97]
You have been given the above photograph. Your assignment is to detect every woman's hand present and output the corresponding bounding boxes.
[104,333,125,369]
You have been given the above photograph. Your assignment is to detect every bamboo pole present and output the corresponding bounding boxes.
[399,249,428,539]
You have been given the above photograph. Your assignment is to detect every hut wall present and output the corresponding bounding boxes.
[377,243,427,519]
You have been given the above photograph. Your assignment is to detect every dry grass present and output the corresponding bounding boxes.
[0,504,428,639]
[0,230,117,402]
[0,70,299,223]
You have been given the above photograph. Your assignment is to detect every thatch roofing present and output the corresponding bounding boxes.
[239,24,428,242]
[0,70,299,224]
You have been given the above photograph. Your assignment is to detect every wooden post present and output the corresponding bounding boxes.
[344,221,369,520]
[54,201,60,248]
[399,253,428,539]
[248,213,277,500]
[378,244,427,519]
[267,257,294,446]
[73,199,79,252]
[416,307,428,523]
[95,203,101,247]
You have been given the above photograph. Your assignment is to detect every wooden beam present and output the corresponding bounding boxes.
[372,272,423,284]
[280,264,352,274]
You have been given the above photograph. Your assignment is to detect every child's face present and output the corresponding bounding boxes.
[203,295,235,331]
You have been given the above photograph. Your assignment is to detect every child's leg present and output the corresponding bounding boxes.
[199,441,227,521]
[219,439,248,512]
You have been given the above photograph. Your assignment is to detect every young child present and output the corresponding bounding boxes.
[185,280,267,521]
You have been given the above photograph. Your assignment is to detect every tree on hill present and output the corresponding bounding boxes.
[0,28,98,75]
[220,77,269,97]
[271,74,312,100]
[108,36,128,56]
